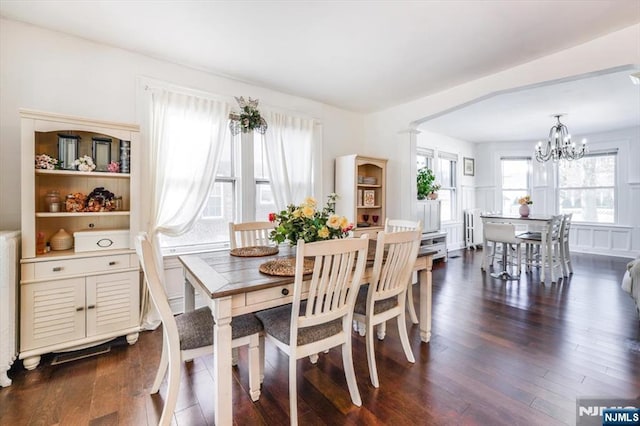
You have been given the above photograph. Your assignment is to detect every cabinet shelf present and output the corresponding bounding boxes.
[36,211,130,218]
[335,155,387,238]
[36,169,130,178]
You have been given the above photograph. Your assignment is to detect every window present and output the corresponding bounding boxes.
[437,152,457,222]
[417,148,433,171]
[161,132,272,251]
[501,157,531,216]
[558,151,616,223]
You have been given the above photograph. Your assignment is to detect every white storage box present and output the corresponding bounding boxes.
[73,229,130,253]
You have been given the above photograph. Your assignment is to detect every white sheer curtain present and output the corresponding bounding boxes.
[141,88,230,329]
[263,111,315,209]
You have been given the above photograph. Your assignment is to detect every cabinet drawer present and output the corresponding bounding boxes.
[33,254,132,279]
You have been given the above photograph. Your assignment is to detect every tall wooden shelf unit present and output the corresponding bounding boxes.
[334,155,387,237]
[19,109,141,370]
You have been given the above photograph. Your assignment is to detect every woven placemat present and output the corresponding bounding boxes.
[230,246,279,257]
[259,257,314,276]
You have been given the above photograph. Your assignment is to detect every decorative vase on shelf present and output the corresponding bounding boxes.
[519,204,530,217]
[50,228,73,251]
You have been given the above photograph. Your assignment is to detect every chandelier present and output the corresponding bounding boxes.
[534,114,587,162]
[229,96,268,136]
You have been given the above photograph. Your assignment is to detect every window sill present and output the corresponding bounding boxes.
[162,242,229,258]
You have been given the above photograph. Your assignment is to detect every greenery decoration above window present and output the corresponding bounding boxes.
[229,96,268,135]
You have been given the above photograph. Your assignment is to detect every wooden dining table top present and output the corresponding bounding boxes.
[179,240,436,299]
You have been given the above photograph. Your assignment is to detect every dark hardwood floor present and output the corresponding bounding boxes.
[2,249,639,425]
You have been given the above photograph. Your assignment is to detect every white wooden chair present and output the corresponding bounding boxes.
[385,218,423,324]
[352,229,421,388]
[256,236,369,426]
[559,213,573,277]
[229,221,275,249]
[518,215,564,283]
[135,234,264,426]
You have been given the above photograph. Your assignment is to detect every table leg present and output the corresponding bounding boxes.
[211,296,233,426]
[419,256,433,343]
[540,230,547,283]
[183,278,195,313]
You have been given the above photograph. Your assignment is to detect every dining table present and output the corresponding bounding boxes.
[178,239,436,426]
[480,213,555,282]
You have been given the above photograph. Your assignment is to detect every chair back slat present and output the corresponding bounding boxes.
[293,236,369,333]
[229,221,275,249]
[371,230,421,301]
[561,213,572,242]
[385,218,422,233]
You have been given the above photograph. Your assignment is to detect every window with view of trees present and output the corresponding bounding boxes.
[558,152,616,223]
[501,157,531,216]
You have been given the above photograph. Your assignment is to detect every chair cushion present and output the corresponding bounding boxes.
[353,285,398,315]
[517,232,542,240]
[175,307,263,351]
[255,301,342,346]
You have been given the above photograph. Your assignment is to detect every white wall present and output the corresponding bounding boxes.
[416,130,476,250]
[363,24,640,235]
[0,19,365,231]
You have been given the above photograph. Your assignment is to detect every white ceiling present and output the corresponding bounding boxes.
[419,68,640,142]
[1,0,639,114]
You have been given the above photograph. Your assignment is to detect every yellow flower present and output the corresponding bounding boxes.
[303,197,317,208]
[327,214,342,229]
[339,216,349,228]
[301,205,315,218]
[318,226,329,238]
[293,209,302,218]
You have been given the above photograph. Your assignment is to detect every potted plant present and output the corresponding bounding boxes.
[417,167,441,200]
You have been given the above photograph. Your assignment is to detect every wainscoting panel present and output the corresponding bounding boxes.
[163,256,207,314]
[570,225,636,258]
[442,222,464,251]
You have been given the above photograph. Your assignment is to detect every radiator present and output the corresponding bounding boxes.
[0,230,20,387]
[464,209,483,249]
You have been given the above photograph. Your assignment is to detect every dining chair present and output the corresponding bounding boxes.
[482,222,523,280]
[229,221,275,249]
[384,218,423,325]
[228,221,274,369]
[255,236,369,426]
[135,233,264,426]
[518,214,564,283]
[352,229,421,388]
[559,213,573,277]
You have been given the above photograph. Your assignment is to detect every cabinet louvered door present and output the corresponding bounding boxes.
[21,278,85,351]
[86,271,139,337]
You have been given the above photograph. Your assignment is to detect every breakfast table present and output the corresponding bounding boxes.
[178,240,436,426]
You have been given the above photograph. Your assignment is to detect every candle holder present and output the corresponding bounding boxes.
[372,215,379,225]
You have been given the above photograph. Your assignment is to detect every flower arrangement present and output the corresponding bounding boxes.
[107,161,120,173]
[74,155,96,172]
[518,195,533,205]
[229,96,268,135]
[268,193,353,245]
[35,154,59,170]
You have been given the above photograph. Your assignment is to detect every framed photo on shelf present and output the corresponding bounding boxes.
[463,157,475,176]
[363,190,375,207]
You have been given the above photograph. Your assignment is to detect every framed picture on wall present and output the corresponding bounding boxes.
[463,157,475,176]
